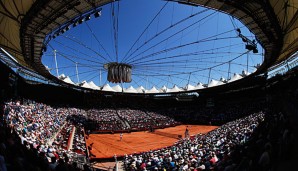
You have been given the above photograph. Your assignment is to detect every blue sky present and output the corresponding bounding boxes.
[42,0,263,89]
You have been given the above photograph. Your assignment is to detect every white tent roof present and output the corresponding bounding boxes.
[160,85,168,93]
[252,68,257,73]
[228,73,243,82]
[242,70,251,76]
[58,74,66,79]
[217,77,226,86]
[146,86,159,93]
[81,81,92,89]
[88,81,100,90]
[136,86,145,93]
[102,84,115,92]
[112,85,123,92]
[208,79,219,87]
[125,86,137,93]
[216,80,225,86]
[168,85,183,92]
[219,77,226,82]
[63,76,74,85]
[195,83,205,89]
[185,84,195,91]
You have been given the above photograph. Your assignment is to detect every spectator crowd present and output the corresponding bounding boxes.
[0,99,294,171]
[124,112,265,170]
[123,109,294,171]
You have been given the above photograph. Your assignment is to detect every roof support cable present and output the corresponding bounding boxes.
[129,36,237,64]
[121,1,169,62]
[124,8,211,63]
[126,11,216,64]
[85,22,114,62]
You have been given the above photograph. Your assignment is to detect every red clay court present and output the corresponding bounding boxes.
[86,125,218,159]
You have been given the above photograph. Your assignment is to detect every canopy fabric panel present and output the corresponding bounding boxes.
[102,84,115,92]
[112,85,123,92]
[186,84,196,91]
[208,80,219,87]
[63,76,75,85]
[81,81,92,89]
[0,0,33,68]
[147,86,159,93]
[136,86,145,93]
[268,0,298,63]
[125,86,137,93]
[89,81,100,90]
[168,85,183,92]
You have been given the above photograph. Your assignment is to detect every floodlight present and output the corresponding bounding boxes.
[78,17,84,24]
[85,14,91,21]
[94,11,101,18]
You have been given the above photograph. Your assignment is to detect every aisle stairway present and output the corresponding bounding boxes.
[68,126,76,150]
[47,121,67,145]
[115,109,131,129]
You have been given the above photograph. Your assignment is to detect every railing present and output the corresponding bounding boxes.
[267,52,298,78]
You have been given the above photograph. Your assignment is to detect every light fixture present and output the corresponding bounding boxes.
[245,44,254,50]
[94,11,101,18]
[61,25,70,34]
[104,62,132,83]
[78,17,84,24]
[73,21,79,27]
[66,25,70,31]
[85,14,91,21]
[253,48,258,53]
[61,28,66,34]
